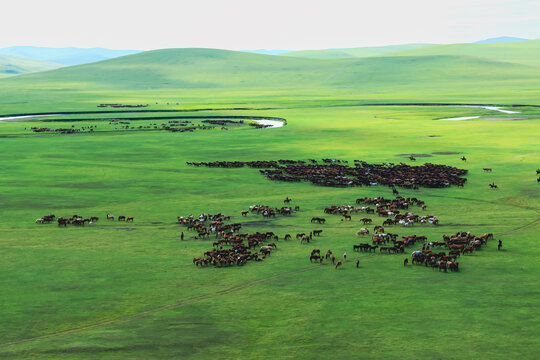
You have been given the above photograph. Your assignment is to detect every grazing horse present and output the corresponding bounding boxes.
[438,260,448,272]
[403,258,408,266]
[284,234,292,241]
[335,260,343,269]
[241,210,248,216]
[313,230,323,236]
[343,214,351,221]
[126,217,134,222]
[483,168,492,172]
[462,246,474,255]
[107,214,114,220]
[361,218,372,224]
[331,255,336,264]
[461,156,467,161]
[284,197,291,203]
[326,250,332,259]
[118,215,126,221]
[489,182,498,189]
[357,228,369,236]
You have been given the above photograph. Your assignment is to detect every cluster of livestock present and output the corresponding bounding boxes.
[35,213,133,227]
[97,103,149,108]
[28,117,255,136]
[187,160,304,168]
[324,196,439,226]
[246,203,299,217]
[31,125,97,133]
[409,232,494,272]
[183,212,280,267]
[187,159,467,188]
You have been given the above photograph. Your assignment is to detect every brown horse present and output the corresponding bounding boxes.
[335,260,343,269]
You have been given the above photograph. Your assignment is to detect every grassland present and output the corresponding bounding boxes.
[0,47,539,359]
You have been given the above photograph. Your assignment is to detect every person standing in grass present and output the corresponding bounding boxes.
[181,232,184,241]
[356,259,360,268]
[498,239,502,250]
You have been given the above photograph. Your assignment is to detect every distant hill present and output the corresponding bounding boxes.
[279,44,437,59]
[0,47,141,66]
[475,36,529,44]
[1,48,534,92]
[380,39,540,65]
[0,54,62,76]
[246,50,291,55]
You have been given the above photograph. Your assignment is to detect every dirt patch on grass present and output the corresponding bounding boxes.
[395,153,433,157]
[432,152,462,155]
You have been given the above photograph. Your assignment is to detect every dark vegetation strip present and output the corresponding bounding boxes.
[40,115,287,123]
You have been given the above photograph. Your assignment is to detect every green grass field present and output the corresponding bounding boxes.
[0,46,539,359]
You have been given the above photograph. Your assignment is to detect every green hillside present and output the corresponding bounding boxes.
[281,44,436,59]
[0,54,63,76]
[385,39,540,65]
[1,48,535,91]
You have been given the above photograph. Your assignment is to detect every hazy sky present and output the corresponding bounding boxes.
[2,0,539,50]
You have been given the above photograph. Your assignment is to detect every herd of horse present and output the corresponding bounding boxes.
[34,189,499,274]
[323,196,438,227]
[35,213,133,226]
[184,212,281,267]
[188,159,468,188]
[408,232,494,272]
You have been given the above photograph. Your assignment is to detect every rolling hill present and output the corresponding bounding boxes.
[280,44,437,59]
[1,47,535,92]
[0,54,63,76]
[0,46,141,66]
[382,39,540,65]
